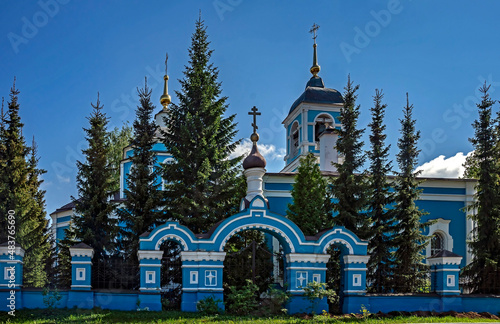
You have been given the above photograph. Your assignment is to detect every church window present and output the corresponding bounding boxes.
[314,114,334,142]
[431,232,444,256]
[291,122,299,156]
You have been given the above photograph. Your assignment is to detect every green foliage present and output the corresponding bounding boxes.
[118,81,164,263]
[265,284,290,315]
[330,75,369,239]
[462,151,479,179]
[161,17,244,234]
[392,94,430,293]
[0,83,52,288]
[302,281,337,315]
[287,152,332,235]
[366,89,396,293]
[462,83,500,293]
[106,122,133,192]
[227,279,259,315]
[196,295,223,315]
[73,94,118,261]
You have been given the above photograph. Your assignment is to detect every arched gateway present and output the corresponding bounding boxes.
[137,108,369,314]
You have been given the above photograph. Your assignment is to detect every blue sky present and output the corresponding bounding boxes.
[1,0,500,215]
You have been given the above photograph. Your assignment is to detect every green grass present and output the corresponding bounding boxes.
[0,309,498,324]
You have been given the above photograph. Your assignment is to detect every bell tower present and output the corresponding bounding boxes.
[281,24,344,172]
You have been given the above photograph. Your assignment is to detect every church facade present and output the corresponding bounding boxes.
[50,38,476,273]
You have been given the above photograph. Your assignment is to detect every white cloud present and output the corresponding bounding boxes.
[416,151,473,178]
[230,139,286,161]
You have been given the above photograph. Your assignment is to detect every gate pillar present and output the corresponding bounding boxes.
[285,253,330,314]
[180,251,226,312]
[138,250,164,311]
[342,255,369,314]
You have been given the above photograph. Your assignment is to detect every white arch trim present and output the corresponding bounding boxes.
[154,234,189,251]
[142,223,195,245]
[426,218,453,259]
[218,223,295,252]
[322,238,354,254]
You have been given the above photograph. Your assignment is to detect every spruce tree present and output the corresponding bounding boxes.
[73,95,117,261]
[161,17,244,233]
[366,89,396,293]
[287,152,332,235]
[22,138,53,287]
[330,75,369,238]
[462,83,500,293]
[0,83,30,243]
[118,80,164,262]
[392,94,429,293]
[0,83,52,287]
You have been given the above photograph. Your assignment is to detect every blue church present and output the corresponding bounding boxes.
[43,31,481,314]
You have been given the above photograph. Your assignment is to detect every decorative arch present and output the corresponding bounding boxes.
[208,196,305,254]
[426,218,453,259]
[316,227,368,256]
[139,222,198,251]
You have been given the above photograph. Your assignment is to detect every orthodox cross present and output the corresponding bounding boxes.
[164,52,168,74]
[309,23,320,44]
[248,106,261,134]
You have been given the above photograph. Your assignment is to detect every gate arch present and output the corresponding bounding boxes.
[137,195,370,314]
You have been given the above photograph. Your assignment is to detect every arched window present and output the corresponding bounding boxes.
[314,114,334,142]
[431,232,444,256]
[290,122,299,156]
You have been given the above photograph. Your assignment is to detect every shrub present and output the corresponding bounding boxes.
[196,295,223,315]
[227,279,259,315]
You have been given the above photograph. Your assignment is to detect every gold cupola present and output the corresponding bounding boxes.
[160,53,171,110]
[309,23,321,77]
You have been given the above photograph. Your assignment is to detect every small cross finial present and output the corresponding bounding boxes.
[309,23,320,44]
[164,52,168,75]
[248,106,261,136]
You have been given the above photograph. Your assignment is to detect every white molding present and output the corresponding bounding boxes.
[343,255,370,264]
[427,256,463,266]
[286,253,330,264]
[426,218,454,260]
[182,287,224,292]
[139,263,162,268]
[69,247,94,258]
[137,250,163,261]
[344,290,367,293]
[71,261,92,265]
[435,289,460,293]
[0,246,25,257]
[430,268,461,272]
[71,285,91,288]
[287,266,327,271]
[180,251,226,262]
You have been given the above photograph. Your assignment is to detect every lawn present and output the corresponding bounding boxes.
[1,309,499,324]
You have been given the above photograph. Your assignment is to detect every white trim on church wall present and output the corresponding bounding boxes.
[426,218,453,260]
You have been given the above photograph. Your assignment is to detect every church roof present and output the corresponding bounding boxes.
[289,76,344,114]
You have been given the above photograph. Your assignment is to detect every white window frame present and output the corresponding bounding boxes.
[76,268,86,281]
[146,271,156,284]
[353,274,362,287]
[190,271,198,284]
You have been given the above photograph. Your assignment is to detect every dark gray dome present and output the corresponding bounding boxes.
[289,76,344,114]
[243,142,266,170]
